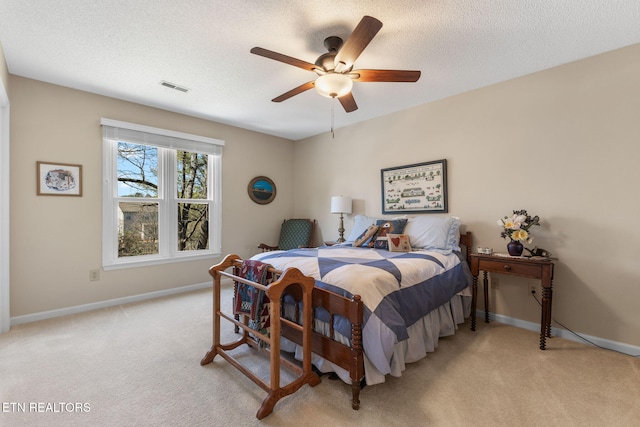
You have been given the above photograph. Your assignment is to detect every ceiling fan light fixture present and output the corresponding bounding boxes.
[251,16,418,113]
[315,73,353,98]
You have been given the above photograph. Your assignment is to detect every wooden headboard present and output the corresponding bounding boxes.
[459,231,473,265]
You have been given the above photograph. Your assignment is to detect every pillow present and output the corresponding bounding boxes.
[449,218,462,252]
[353,224,379,247]
[346,215,380,242]
[403,216,462,253]
[373,219,408,250]
[388,234,412,252]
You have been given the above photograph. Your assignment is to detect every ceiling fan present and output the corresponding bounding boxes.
[250,15,421,113]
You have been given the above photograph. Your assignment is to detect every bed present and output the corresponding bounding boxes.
[247,215,474,409]
[202,215,471,415]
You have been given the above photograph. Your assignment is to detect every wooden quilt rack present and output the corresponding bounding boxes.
[200,254,321,419]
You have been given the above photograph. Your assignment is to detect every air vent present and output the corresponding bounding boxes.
[160,80,190,93]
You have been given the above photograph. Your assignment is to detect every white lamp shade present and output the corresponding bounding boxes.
[315,73,353,98]
[330,196,352,214]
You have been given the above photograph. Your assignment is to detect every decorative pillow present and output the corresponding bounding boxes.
[353,224,379,247]
[388,234,412,252]
[346,215,380,242]
[373,219,408,250]
[403,216,462,253]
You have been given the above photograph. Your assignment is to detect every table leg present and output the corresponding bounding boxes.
[539,285,552,350]
[546,283,553,338]
[483,271,489,323]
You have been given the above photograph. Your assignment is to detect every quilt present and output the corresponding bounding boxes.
[233,259,275,342]
[252,246,472,376]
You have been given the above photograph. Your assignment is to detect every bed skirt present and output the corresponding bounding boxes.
[281,288,472,386]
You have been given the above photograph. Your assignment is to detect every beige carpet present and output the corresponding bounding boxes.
[1,285,639,427]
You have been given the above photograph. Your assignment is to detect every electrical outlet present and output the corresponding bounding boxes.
[89,269,100,281]
[529,282,536,294]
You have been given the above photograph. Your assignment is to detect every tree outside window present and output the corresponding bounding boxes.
[176,150,209,251]
[116,143,211,257]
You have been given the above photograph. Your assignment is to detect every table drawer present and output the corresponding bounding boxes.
[478,259,542,278]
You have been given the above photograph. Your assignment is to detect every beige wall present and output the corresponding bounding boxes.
[9,76,294,316]
[294,43,640,347]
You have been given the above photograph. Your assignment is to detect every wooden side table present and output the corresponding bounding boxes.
[470,254,555,350]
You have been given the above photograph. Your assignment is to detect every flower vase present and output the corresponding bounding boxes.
[507,240,524,256]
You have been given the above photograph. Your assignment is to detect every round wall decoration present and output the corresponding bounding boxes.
[248,176,276,204]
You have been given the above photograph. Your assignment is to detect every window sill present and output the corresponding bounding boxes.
[103,251,220,271]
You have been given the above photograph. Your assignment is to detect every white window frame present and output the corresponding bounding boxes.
[101,119,223,270]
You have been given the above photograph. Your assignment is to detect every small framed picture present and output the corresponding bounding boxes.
[247,176,276,204]
[37,161,83,196]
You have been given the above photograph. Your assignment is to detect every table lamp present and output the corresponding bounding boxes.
[330,196,352,243]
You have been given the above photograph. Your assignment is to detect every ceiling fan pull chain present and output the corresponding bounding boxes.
[331,98,335,139]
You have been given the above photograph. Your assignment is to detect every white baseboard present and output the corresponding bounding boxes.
[480,310,640,357]
[10,282,213,326]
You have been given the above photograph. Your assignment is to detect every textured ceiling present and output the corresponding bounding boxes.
[1,1,639,140]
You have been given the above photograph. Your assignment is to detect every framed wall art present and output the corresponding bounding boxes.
[37,161,83,196]
[381,159,447,214]
[248,176,276,204]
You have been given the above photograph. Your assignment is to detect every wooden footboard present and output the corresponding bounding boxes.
[279,285,365,410]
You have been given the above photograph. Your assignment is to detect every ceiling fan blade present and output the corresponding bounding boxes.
[350,69,421,82]
[334,16,383,72]
[250,47,319,72]
[338,92,358,113]
[272,81,316,102]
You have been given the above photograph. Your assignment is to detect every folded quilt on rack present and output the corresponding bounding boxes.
[233,259,275,339]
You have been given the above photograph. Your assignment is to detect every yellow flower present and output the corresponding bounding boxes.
[503,219,516,229]
[511,229,533,243]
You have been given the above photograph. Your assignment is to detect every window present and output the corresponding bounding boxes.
[101,119,223,269]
